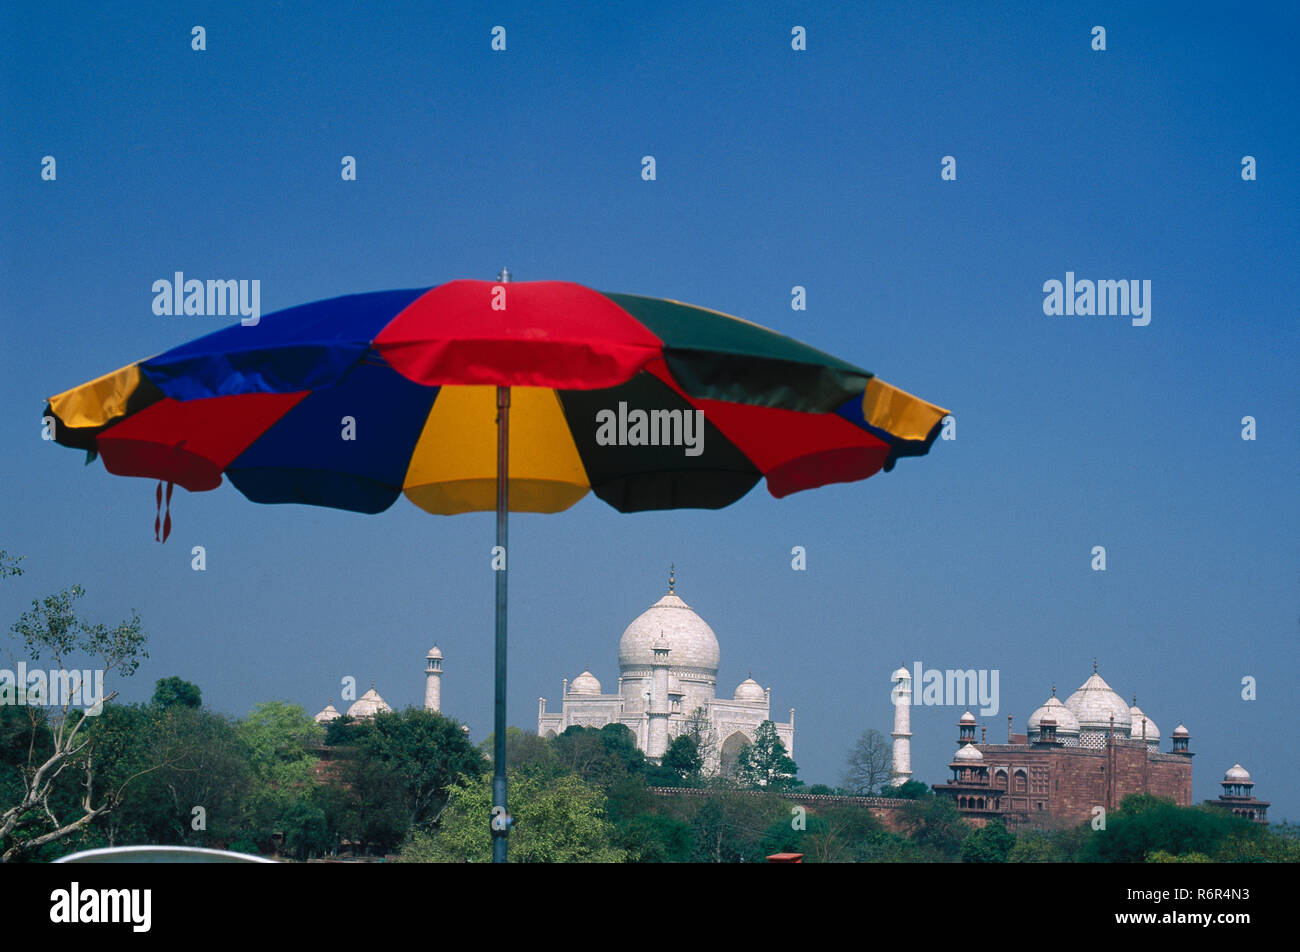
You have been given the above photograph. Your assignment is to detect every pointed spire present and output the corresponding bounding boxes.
[1093,658,1098,674]
[668,563,675,594]
[1051,684,1057,697]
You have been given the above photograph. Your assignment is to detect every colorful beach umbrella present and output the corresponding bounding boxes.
[44,276,950,860]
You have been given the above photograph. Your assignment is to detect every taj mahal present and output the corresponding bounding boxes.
[538,571,794,776]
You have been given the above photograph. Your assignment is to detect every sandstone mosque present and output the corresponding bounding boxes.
[313,644,444,725]
[889,663,1268,828]
[538,570,794,775]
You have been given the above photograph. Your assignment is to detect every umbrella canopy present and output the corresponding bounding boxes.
[44,276,949,863]
[44,280,949,517]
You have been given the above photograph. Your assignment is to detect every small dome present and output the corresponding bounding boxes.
[1224,764,1252,783]
[1172,724,1189,738]
[1064,672,1132,733]
[347,687,392,719]
[891,665,911,682]
[314,703,340,724]
[426,645,442,659]
[954,744,984,762]
[569,670,602,695]
[1128,703,1160,742]
[1028,695,1080,734]
[734,678,765,701]
[959,711,976,725]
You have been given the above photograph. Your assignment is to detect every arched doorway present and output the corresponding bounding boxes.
[720,731,750,777]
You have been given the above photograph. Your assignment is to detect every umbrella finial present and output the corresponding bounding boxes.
[1093,658,1098,674]
[497,267,511,284]
[668,563,675,594]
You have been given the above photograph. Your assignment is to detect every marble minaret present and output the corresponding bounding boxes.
[890,664,913,785]
[425,645,443,712]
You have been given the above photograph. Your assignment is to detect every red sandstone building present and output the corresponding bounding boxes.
[1204,764,1269,824]
[935,669,1195,830]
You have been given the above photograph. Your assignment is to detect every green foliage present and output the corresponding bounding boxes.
[400,768,625,863]
[1212,830,1300,863]
[687,789,792,863]
[324,714,361,746]
[236,701,323,791]
[1080,796,1264,863]
[2,575,149,862]
[351,708,487,828]
[877,780,930,799]
[10,584,147,679]
[618,812,695,862]
[1147,849,1211,863]
[898,795,969,861]
[479,726,559,775]
[658,734,703,785]
[150,676,201,710]
[961,818,1016,863]
[1007,829,1070,862]
[552,724,646,786]
[0,550,23,578]
[91,704,251,849]
[805,784,843,796]
[278,798,331,861]
[735,721,799,790]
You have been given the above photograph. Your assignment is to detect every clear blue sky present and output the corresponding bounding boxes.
[3,2,1296,820]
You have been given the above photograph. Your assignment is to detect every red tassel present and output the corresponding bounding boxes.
[162,482,174,543]
[154,481,162,541]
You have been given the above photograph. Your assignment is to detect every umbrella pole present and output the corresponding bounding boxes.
[491,384,511,863]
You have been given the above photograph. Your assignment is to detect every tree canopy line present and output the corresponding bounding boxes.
[4,550,1297,863]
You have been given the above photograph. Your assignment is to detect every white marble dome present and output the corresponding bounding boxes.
[314,703,340,724]
[733,678,765,701]
[1128,703,1160,742]
[1028,695,1080,734]
[891,665,911,681]
[569,669,602,695]
[959,710,977,725]
[347,687,392,719]
[426,645,442,660]
[955,744,984,762]
[619,592,720,674]
[1064,673,1132,732]
[1224,764,1251,783]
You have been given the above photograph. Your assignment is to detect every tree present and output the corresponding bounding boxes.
[1006,829,1066,863]
[659,734,702,785]
[961,818,1016,863]
[478,726,558,775]
[400,768,625,862]
[235,701,324,851]
[689,789,791,862]
[0,551,22,579]
[842,728,892,795]
[1,581,151,862]
[88,703,251,850]
[682,706,716,770]
[1080,795,1267,863]
[617,812,694,862]
[736,721,799,790]
[350,708,487,830]
[878,779,930,799]
[552,724,645,786]
[150,676,201,710]
[898,794,969,861]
